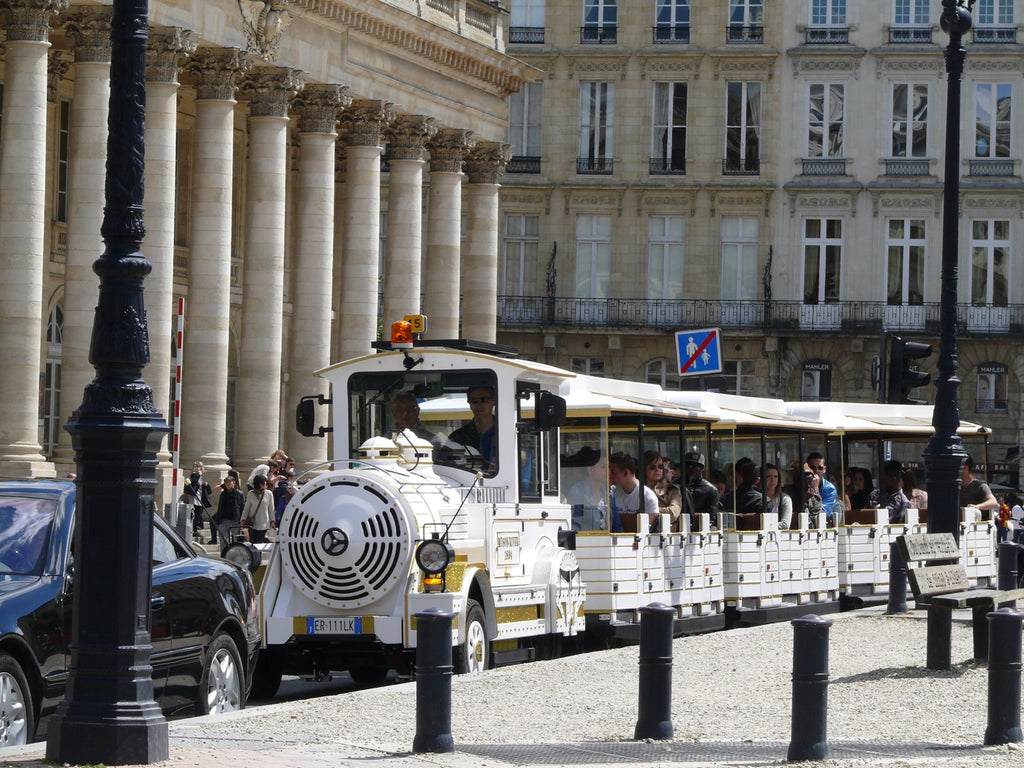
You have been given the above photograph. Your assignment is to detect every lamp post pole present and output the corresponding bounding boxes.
[923,0,975,543]
[45,1,170,764]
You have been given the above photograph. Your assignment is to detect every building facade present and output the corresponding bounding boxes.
[0,0,532,509]
[497,0,1024,485]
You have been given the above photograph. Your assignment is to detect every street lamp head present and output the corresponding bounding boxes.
[940,1,974,36]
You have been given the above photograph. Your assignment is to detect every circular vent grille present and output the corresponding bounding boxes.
[280,473,412,609]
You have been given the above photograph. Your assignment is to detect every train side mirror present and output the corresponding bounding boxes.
[535,391,566,431]
[296,398,316,436]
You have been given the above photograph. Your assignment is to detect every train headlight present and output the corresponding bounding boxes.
[224,541,262,573]
[416,537,454,574]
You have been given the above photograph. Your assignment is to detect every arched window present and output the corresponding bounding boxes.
[41,304,64,456]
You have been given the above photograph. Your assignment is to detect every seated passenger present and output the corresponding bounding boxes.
[733,458,765,529]
[801,464,823,528]
[564,446,611,531]
[608,452,658,532]
[643,450,685,532]
[448,386,497,468]
[391,391,446,449]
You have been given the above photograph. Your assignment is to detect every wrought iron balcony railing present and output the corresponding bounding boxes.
[581,25,617,44]
[507,155,541,174]
[885,158,932,176]
[969,158,1015,177]
[726,23,764,44]
[577,156,614,174]
[509,26,545,44]
[889,25,932,43]
[723,156,760,175]
[801,157,848,175]
[496,297,1021,336]
[806,26,850,44]
[653,25,689,44]
[649,157,686,175]
[974,26,1017,44]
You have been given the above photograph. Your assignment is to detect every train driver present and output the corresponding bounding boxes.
[449,385,497,469]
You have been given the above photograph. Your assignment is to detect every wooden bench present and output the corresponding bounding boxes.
[897,532,1024,668]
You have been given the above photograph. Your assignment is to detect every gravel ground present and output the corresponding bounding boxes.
[5,607,1024,767]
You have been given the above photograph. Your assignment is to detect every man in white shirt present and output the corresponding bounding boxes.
[608,451,660,532]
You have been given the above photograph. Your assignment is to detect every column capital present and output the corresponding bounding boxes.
[293,83,351,134]
[386,115,438,162]
[464,141,513,184]
[46,47,70,101]
[0,0,67,42]
[341,99,397,148]
[62,5,111,63]
[240,66,305,118]
[186,48,252,101]
[147,27,198,84]
[428,129,476,173]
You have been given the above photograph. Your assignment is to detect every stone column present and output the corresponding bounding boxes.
[338,100,395,361]
[462,142,511,343]
[0,0,67,479]
[288,84,349,473]
[145,27,197,512]
[233,67,305,469]
[423,129,475,339]
[331,142,346,368]
[181,49,250,474]
[382,115,436,327]
[53,7,111,477]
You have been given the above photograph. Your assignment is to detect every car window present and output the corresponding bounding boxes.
[152,524,187,566]
[0,497,56,576]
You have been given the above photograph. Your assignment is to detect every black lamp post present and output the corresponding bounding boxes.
[922,0,975,544]
[46,1,170,764]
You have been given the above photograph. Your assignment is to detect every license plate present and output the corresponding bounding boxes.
[305,616,363,635]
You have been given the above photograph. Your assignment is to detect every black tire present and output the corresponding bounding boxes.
[453,599,489,674]
[0,652,35,746]
[250,648,284,700]
[349,665,390,686]
[200,633,245,715]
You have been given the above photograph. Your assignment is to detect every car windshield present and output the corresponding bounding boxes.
[0,497,56,576]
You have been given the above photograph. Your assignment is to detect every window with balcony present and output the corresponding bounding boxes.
[727,0,764,43]
[976,363,1008,413]
[654,0,690,43]
[808,0,848,43]
[724,81,760,175]
[582,0,617,43]
[970,219,1009,310]
[721,217,759,326]
[510,0,545,44]
[575,214,611,302]
[972,83,1013,176]
[651,82,686,174]
[801,361,832,402]
[804,83,845,174]
[888,83,929,175]
[503,214,539,297]
[891,0,931,42]
[579,82,614,174]
[647,216,684,301]
[885,218,926,329]
[975,0,1015,43]
[803,218,842,305]
[507,82,542,174]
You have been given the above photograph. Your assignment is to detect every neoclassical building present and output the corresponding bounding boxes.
[496,0,1024,485]
[0,0,533,510]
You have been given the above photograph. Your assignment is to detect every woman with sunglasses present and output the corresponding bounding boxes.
[643,449,685,532]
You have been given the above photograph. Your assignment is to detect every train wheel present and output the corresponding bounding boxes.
[454,599,488,674]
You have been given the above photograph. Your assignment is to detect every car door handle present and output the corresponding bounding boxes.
[151,594,166,611]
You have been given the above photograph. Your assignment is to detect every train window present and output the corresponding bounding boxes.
[560,418,610,533]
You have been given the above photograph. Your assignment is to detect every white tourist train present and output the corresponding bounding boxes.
[249,326,995,696]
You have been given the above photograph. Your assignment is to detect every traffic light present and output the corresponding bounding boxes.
[886,335,932,405]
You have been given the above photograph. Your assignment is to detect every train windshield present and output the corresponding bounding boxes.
[348,369,500,477]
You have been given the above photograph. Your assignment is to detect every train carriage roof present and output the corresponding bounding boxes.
[787,401,991,437]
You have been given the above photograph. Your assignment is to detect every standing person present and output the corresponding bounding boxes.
[449,385,497,468]
[188,462,213,543]
[684,452,720,529]
[959,454,998,514]
[764,462,793,530]
[608,452,659,532]
[643,450,684,532]
[241,474,274,544]
[213,474,245,554]
[1010,496,1024,543]
[807,452,836,525]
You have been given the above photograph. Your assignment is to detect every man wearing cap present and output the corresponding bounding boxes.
[685,452,720,529]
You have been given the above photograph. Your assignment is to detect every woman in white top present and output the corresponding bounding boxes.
[764,462,793,530]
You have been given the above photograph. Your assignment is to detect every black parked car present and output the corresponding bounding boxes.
[0,480,260,745]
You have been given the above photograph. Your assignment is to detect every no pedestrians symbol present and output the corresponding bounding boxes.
[675,328,723,377]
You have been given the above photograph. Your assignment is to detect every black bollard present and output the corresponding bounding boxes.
[412,608,455,754]
[998,541,1019,598]
[985,607,1024,745]
[788,614,832,762]
[887,541,908,614]
[634,602,675,740]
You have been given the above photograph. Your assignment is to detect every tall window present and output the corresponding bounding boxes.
[725,82,760,173]
[894,0,929,25]
[808,84,844,157]
[974,83,1011,158]
[579,82,614,173]
[575,214,611,299]
[721,217,758,301]
[976,0,1013,27]
[891,83,928,157]
[651,82,686,173]
[811,0,846,26]
[503,214,539,296]
[970,219,1009,308]
[582,0,617,42]
[41,304,63,457]
[654,0,690,43]
[507,81,543,168]
[803,219,842,304]
[55,98,71,222]
[728,0,764,42]
[886,219,925,305]
[510,0,545,43]
[647,216,684,300]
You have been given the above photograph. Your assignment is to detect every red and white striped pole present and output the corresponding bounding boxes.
[172,297,185,534]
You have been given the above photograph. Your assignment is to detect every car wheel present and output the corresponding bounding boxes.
[453,599,488,674]
[0,652,34,746]
[200,633,244,715]
[250,648,284,700]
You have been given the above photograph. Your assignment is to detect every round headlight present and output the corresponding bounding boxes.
[224,541,261,573]
[415,539,453,574]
